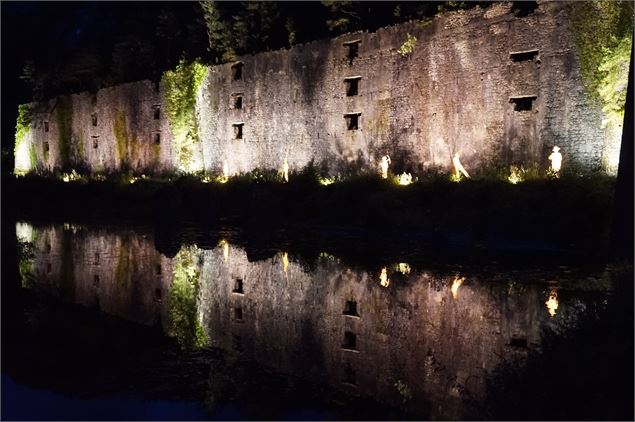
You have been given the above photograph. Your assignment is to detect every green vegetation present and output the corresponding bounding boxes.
[161,58,207,173]
[14,104,36,173]
[168,245,208,349]
[17,241,35,289]
[398,34,417,56]
[567,1,633,128]
[56,96,73,168]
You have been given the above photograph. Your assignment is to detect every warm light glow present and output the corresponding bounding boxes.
[451,275,465,300]
[396,172,413,185]
[396,262,411,275]
[319,176,336,186]
[380,267,390,287]
[548,146,562,177]
[16,222,33,243]
[545,288,558,317]
[217,161,229,183]
[379,155,391,179]
[282,252,289,275]
[508,165,524,184]
[61,170,81,183]
[282,157,289,182]
[14,140,32,175]
[219,240,229,263]
[452,153,470,181]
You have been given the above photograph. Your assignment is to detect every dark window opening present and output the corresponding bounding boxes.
[513,1,538,17]
[343,362,357,385]
[232,62,243,80]
[233,94,243,109]
[343,300,359,317]
[154,133,161,145]
[153,80,160,93]
[510,50,539,62]
[233,278,244,294]
[155,264,162,275]
[342,331,357,350]
[343,40,361,65]
[510,96,536,112]
[45,242,51,253]
[345,77,361,96]
[509,337,528,348]
[344,113,360,130]
[233,123,244,139]
[44,121,49,132]
[155,288,162,301]
[234,307,243,321]
[43,142,49,153]
[93,274,100,287]
[94,252,100,265]
[92,136,99,149]
[153,106,161,120]
[46,263,52,273]
[91,113,98,126]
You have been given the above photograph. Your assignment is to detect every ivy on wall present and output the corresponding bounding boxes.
[14,104,36,173]
[161,58,208,173]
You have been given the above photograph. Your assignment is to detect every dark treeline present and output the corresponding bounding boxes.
[10,1,503,102]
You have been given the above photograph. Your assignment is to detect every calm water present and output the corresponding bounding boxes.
[3,222,631,420]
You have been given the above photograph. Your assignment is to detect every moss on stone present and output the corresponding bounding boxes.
[113,110,128,167]
[161,58,208,173]
[56,96,73,168]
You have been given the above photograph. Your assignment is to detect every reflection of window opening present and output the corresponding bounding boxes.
[343,40,361,65]
[47,263,52,273]
[44,121,49,132]
[234,307,243,321]
[344,76,361,96]
[233,335,243,351]
[92,136,99,149]
[232,93,243,109]
[510,96,536,112]
[342,331,357,350]
[153,105,161,119]
[232,62,243,80]
[344,113,360,130]
[91,113,98,126]
[94,252,100,265]
[233,123,244,139]
[45,242,51,253]
[155,288,162,301]
[343,362,357,385]
[233,278,244,294]
[509,337,528,348]
[343,300,359,317]
[155,264,161,275]
[154,133,161,145]
[510,50,539,62]
[93,274,100,287]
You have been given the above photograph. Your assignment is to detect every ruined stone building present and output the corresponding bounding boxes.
[14,2,622,177]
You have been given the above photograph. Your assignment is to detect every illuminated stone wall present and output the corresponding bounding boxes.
[17,2,618,176]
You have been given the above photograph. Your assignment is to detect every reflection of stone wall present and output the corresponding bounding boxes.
[22,223,600,419]
[19,2,616,176]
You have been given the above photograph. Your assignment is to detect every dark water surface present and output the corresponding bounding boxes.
[2,222,633,420]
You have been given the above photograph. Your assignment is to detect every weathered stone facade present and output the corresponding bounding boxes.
[18,222,609,419]
[15,2,621,177]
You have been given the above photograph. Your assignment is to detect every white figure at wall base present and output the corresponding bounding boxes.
[379,155,391,179]
[548,146,562,174]
[452,153,470,179]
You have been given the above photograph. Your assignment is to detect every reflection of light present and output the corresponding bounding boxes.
[219,240,229,263]
[452,153,470,181]
[451,275,464,300]
[396,172,413,185]
[548,146,562,173]
[282,158,289,182]
[546,288,559,317]
[319,176,336,186]
[396,262,411,275]
[16,222,33,243]
[282,252,289,275]
[379,155,391,179]
[380,267,390,287]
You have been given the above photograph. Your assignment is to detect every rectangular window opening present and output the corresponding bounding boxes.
[232,93,243,109]
[233,123,244,140]
[94,252,100,265]
[92,136,99,149]
[343,40,361,65]
[234,307,243,321]
[342,331,357,350]
[510,50,539,62]
[46,262,52,273]
[153,105,161,120]
[44,121,49,132]
[231,62,243,80]
[233,278,244,294]
[155,264,162,275]
[43,142,49,153]
[154,133,161,145]
[344,77,361,96]
[91,113,98,126]
[155,288,162,301]
[509,337,528,348]
[343,300,358,317]
[510,96,536,112]
[344,113,360,130]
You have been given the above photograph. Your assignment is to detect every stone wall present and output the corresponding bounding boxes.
[16,2,620,176]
